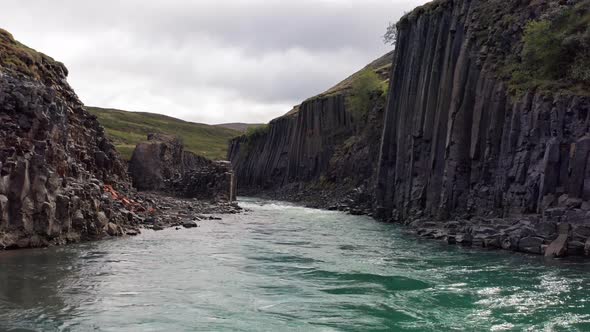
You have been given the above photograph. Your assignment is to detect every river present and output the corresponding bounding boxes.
[1,198,589,331]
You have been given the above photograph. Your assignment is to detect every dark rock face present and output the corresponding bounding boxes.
[0,33,132,248]
[129,134,236,201]
[228,93,386,213]
[228,51,393,212]
[370,0,590,256]
[171,161,236,201]
[227,0,590,257]
[129,133,204,191]
[229,95,352,188]
[375,0,590,222]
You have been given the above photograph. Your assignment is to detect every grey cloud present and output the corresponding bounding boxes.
[1,0,427,124]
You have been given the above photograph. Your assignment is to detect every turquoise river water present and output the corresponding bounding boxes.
[1,197,590,331]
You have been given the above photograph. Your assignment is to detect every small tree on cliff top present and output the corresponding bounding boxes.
[383,22,398,46]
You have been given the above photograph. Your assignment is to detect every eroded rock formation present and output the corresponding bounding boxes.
[0,29,135,248]
[130,134,236,201]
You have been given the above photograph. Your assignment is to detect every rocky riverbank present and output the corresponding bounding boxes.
[0,29,241,250]
[244,182,375,216]
[128,191,241,234]
[245,187,590,258]
[406,211,590,258]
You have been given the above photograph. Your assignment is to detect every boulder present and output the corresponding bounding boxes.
[568,241,585,256]
[572,225,590,242]
[96,212,109,229]
[182,220,198,229]
[106,223,120,236]
[456,233,473,246]
[0,195,8,225]
[126,229,140,236]
[535,222,557,240]
[446,235,456,244]
[544,223,570,258]
[518,237,545,254]
[483,237,501,249]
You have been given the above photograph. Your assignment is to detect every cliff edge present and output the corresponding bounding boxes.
[0,29,135,248]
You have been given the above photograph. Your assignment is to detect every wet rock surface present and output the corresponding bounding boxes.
[405,214,590,257]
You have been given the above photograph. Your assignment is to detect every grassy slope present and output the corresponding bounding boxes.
[284,51,394,117]
[87,107,240,161]
[0,28,67,84]
[215,123,265,133]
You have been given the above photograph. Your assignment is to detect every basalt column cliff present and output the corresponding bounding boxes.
[0,30,134,248]
[376,0,590,223]
[229,52,392,211]
[229,0,590,256]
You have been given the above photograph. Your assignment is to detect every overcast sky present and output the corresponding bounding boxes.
[1,0,426,124]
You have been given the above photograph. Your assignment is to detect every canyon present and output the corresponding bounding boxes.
[2,0,590,257]
[229,0,590,257]
[228,51,393,214]
[3,1,590,330]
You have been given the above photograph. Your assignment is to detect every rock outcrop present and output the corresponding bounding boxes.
[0,29,135,249]
[130,134,236,201]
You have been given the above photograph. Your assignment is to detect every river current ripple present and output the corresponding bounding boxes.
[1,197,589,331]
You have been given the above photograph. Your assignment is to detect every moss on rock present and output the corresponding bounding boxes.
[0,29,67,84]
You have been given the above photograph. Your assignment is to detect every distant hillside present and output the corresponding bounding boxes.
[87,107,240,161]
[215,123,264,133]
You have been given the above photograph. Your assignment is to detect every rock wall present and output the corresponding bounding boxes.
[130,134,236,201]
[129,133,204,191]
[228,93,387,212]
[0,30,134,248]
[171,161,237,202]
[227,0,590,256]
[228,52,393,209]
[375,0,590,223]
[229,95,353,188]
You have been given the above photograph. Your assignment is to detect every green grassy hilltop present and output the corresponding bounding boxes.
[87,106,241,161]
